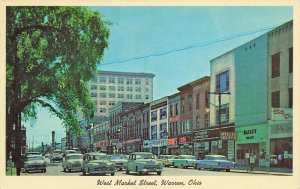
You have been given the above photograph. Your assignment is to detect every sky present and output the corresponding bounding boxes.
[24,6,292,148]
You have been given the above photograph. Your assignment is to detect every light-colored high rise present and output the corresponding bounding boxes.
[90,71,155,117]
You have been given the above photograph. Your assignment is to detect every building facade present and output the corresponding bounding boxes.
[90,71,155,117]
[93,120,110,153]
[167,93,180,155]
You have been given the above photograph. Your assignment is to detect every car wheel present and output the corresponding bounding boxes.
[126,169,129,174]
[44,169,46,173]
[111,173,115,176]
[226,169,230,172]
[172,162,175,167]
[197,165,201,170]
[67,167,71,172]
[181,164,185,169]
[194,165,197,169]
[82,170,86,176]
[63,167,66,172]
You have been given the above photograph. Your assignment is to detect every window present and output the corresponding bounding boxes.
[181,98,185,113]
[100,108,106,113]
[126,94,132,99]
[135,87,141,92]
[160,123,167,139]
[205,90,209,108]
[135,94,141,99]
[175,103,179,116]
[135,79,141,85]
[99,77,106,83]
[109,86,115,91]
[151,125,157,139]
[272,53,280,78]
[118,86,124,91]
[169,104,173,117]
[204,114,209,127]
[196,93,200,109]
[91,85,97,90]
[182,120,191,133]
[188,95,192,111]
[100,101,106,105]
[272,91,280,108]
[289,47,293,73]
[289,88,293,108]
[151,111,157,122]
[91,93,97,97]
[145,95,149,100]
[109,101,115,106]
[118,94,124,99]
[160,107,167,120]
[196,116,200,127]
[109,77,115,83]
[118,78,124,84]
[100,85,106,91]
[127,78,133,85]
[216,103,229,125]
[216,70,229,92]
[100,93,106,98]
[109,93,115,98]
[127,86,133,92]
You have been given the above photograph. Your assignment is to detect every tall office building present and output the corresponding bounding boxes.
[90,71,155,117]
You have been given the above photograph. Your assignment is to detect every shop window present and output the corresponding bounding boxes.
[289,47,293,73]
[271,53,280,78]
[289,88,293,108]
[216,70,229,92]
[271,91,280,108]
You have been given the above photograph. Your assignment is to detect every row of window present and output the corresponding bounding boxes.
[94,77,150,85]
[91,85,149,93]
[151,107,167,122]
[271,48,293,78]
[92,93,149,100]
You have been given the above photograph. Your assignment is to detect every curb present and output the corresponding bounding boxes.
[231,169,292,176]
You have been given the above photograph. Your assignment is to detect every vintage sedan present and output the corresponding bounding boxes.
[50,153,63,163]
[125,152,163,175]
[109,155,128,171]
[172,155,197,168]
[82,152,116,176]
[62,154,83,172]
[24,155,47,173]
[159,155,175,167]
[195,155,236,172]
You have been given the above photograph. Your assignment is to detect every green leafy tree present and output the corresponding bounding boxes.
[6,7,110,153]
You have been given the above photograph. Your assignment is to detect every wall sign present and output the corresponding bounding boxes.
[271,108,293,121]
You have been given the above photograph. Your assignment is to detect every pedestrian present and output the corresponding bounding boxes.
[249,152,256,172]
[12,151,23,176]
[278,153,282,167]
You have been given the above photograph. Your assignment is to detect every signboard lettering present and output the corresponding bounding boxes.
[244,129,256,135]
[271,108,293,121]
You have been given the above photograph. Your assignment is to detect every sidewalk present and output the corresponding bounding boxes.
[232,165,292,176]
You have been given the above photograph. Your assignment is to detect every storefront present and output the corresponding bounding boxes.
[178,134,193,155]
[194,126,235,160]
[167,138,179,155]
[142,139,168,156]
[122,138,142,154]
[235,124,268,167]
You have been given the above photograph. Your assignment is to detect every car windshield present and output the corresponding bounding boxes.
[27,156,43,161]
[91,155,109,160]
[213,156,228,161]
[136,154,155,159]
[163,156,174,159]
[111,156,126,160]
[68,155,83,160]
[53,153,61,156]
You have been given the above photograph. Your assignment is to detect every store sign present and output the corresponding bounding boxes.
[194,130,209,139]
[271,108,293,121]
[143,139,168,148]
[270,123,292,138]
[167,138,178,146]
[220,132,236,140]
[169,116,179,122]
[236,124,268,144]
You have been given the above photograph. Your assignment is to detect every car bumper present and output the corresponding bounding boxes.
[140,168,163,173]
[90,168,115,174]
[25,166,46,171]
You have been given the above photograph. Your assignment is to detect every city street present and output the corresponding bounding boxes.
[21,157,268,177]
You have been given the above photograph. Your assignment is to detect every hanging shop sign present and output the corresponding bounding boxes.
[271,108,293,121]
[220,131,236,140]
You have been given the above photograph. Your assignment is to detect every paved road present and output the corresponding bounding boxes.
[21,158,266,176]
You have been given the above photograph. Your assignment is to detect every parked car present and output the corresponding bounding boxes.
[159,155,175,167]
[171,155,197,168]
[62,154,83,172]
[63,150,76,157]
[109,155,128,171]
[125,152,163,175]
[82,152,116,176]
[169,156,179,167]
[24,155,47,173]
[195,155,236,172]
[50,153,63,163]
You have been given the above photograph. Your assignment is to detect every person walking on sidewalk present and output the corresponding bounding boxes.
[249,152,256,172]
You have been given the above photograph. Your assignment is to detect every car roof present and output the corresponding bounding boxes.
[130,152,152,155]
[27,155,43,158]
[85,152,107,156]
[205,155,226,157]
[66,153,83,156]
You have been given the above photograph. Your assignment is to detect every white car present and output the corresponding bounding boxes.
[24,155,47,173]
[62,154,83,172]
[82,152,116,176]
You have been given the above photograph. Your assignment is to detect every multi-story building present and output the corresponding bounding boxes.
[93,120,110,153]
[109,102,143,154]
[167,92,180,155]
[209,50,235,160]
[141,103,151,152]
[267,21,293,168]
[149,97,168,156]
[120,104,144,154]
[90,71,155,117]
